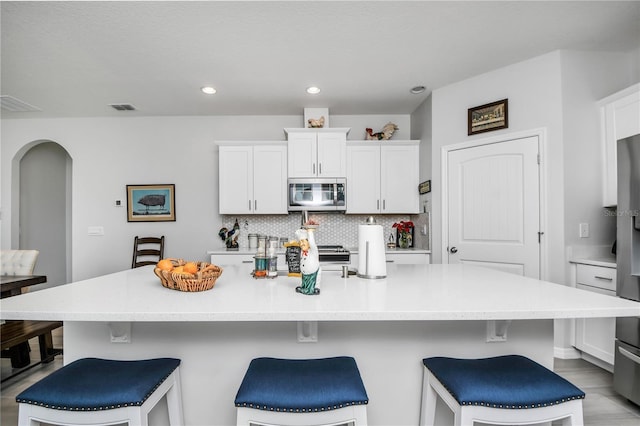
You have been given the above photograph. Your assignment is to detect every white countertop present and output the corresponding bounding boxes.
[1,264,637,322]
[207,247,431,255]
[570,257,617,268]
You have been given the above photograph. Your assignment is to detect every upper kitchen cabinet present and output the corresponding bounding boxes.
[598,83,640,207]
[347,141,420,214]
[285,128,350,178]
[218,142,287,214]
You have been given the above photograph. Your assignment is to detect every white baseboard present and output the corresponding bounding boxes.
[554,346,582,359]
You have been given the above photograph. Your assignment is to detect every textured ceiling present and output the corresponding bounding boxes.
[1,1,639,118]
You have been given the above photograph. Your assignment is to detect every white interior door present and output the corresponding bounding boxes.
[446,136,540,278]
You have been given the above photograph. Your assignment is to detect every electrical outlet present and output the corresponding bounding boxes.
[579,223,589,238]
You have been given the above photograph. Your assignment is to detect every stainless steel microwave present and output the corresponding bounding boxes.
[288,178,346,211]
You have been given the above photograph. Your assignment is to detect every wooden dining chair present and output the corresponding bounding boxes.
[131,236,165,268]
[0,249,62,371]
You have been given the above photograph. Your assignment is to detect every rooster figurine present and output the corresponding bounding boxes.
[365,122,399,140]
[218,219,241,250]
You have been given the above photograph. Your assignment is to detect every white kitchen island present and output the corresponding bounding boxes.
[2,264,638,425]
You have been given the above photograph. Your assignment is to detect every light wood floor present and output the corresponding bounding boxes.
[1,333,639,425]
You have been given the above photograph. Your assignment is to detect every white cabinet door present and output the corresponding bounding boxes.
[287,132,317,177]
[599,84,640,207]
[253,145,287,214]
[574,263,617,366]
[317,132,346,177]
[347,145,381,213]
[287,129,347,178]
[381,145,419,214]
[219,146,253,214]
[211,253,254,265]
[219,144,287,214]
[347,142,419,214]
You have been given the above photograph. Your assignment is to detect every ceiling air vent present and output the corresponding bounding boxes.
[109,103,137,111]
[0,95,41,112]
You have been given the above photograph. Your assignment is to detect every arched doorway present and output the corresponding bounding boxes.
[18,141,71,289]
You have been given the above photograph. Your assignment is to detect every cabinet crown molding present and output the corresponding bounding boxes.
[215,140,287,147]
[284,127,350,136]
[347,140,420,146]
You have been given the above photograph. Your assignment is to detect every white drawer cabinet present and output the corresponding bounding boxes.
[350,251,430,268]
[576,264,616,292]
[574,262,617,367]
[210,252,287,271]
[386,252,431,264]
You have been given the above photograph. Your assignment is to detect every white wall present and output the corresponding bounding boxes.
[1,114,410,281]
[561,50,638,256]
[410,94,433,214]
[429,49,638,278]
[428,49,638,353]
[431,51,565,282]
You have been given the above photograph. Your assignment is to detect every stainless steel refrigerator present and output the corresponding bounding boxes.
[614,134,640,405]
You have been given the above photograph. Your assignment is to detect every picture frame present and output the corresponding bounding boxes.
[127,184,176,222]
[418,180,431,194]
[468,98,508,135]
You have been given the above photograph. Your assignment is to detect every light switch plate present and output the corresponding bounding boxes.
[88,226,104,236]
[579,223,589,238]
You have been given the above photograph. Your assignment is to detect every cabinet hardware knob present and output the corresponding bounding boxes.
[449,247,458,254]
[594,276,613,281]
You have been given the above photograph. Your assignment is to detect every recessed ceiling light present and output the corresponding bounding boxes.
[306,86,321,95]
[201,86,217,95]
[410,86,426,94]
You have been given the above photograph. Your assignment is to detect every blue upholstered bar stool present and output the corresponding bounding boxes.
[16,357,183,426]
[420,355,585,426]
[235,356,369,426]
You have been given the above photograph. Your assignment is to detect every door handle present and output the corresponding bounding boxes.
[594,276,613,281]
[449,247,458,254]
[619,346,640,365]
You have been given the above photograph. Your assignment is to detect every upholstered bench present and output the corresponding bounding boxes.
[420,355,585,426]
[16,357,183,426]
[235,356,369,425]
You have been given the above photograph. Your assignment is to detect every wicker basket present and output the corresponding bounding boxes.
[154,258,185,290]
[155,260,223,292]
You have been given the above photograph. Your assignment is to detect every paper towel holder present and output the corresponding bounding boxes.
[357,217,387,279]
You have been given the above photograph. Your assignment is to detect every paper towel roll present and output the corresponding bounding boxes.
[357,224,387,279]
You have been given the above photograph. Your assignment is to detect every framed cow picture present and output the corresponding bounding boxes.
[126,184,176,222]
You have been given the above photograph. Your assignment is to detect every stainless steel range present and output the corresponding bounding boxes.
[317,245,351,264]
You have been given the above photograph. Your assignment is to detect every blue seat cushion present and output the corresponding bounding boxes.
[235,356,369,412]
[422,355,585,409]
[16,357,180,411]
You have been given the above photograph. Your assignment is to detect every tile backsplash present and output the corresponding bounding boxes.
[221,213,430,250]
